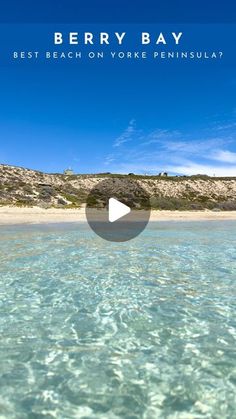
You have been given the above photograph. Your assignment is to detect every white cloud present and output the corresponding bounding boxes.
[105,119,236,176]
[109,161,236,177]
[113,119,137,147]
[104,154,116,165]
[210,150,236,164]
[161,138,230,155]
[215,122,236,131]
[165,163,236,177]
[141,129,180,146]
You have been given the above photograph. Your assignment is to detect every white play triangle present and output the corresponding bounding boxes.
[108,198,131,223]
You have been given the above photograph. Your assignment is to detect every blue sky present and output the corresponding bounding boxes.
[0,0,235,23]
[0,23,236,175]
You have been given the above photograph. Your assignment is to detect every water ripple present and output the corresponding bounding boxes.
[0,221,236,418]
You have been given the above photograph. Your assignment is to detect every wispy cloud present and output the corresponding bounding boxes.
[113,119,138,147]
[165,163,236,177]
[210,150,236,164]
[104,115,236,176]
[215,122,236,131]
[104,154,116,165]
[141,129,181,146]
[106,161,236,177]
[161,138,228,154]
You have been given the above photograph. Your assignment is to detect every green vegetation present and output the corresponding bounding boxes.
[63,173,236,182]
[149,195,236,211]
[61,191,86,204]
[86,195,99,207]
[15,199,34,207]
[22,185,34,194]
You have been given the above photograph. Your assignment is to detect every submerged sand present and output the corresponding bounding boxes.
[0,206,236,225]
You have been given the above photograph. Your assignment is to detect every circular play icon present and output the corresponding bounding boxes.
[85,178,151,242]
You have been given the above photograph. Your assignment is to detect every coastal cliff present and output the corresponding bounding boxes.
[1,164,236,210]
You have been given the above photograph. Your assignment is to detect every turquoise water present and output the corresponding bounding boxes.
[0,221,236,419]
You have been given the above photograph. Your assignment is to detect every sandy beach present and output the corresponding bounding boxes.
[0,206,236,225]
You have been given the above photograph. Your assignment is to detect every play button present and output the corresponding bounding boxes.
[109,198,131,222]
[85,178,151,242]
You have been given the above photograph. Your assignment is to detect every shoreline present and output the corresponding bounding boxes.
[1,206,236,225]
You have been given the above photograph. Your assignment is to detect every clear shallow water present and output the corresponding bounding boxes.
[0,221,236,419]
